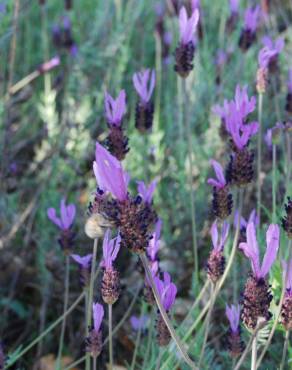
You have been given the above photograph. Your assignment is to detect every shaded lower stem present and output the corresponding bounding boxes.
[233,325,261,370]
[140,254,198,370]
[93,357,97,370]
[257,93,263,225]
[251,334,257,370]
[108,304,113,370]
[198,283,216,366]
[280,330,290,370]
[56,256,70,370]
[85,238,99,370]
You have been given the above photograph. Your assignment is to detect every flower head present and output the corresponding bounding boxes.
[130,315,149,331]
[104,90,126,126]
[71,254,92,268]
[207,160,226,188]
[244,6,260,33]
[154,272,177,311]
[137,179,157,204]
[234,85,256,119]
[47,199,76,230]
[226,304,240,333]
[101,230,121,270]
[234,209,259,230]
[147,218,162,261]
[178,6,199,45]
[93,142,129,201]
[211,221,230,252]
[282,259,292,292]
[229,0,239,14]
[133,69,155,104]
[92,303,104,332]
[262,36,284,56]
[239,222,280,279]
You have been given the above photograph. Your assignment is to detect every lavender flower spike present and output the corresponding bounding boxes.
[234,85,256,120]
[211,221,230,252]
[147,218,162,261]
[104,90,126,126]
[226,304,240,333]
[133,69,155,104]
[137,179,157,204]
[47,198,76,230]
[244,6,260,32]
[178,6,199,45]
[71,254,92,268]
[93,302,104,332]
[154,272,177,311]
[239,222,280,279]
[282,259,292,292]
[101,229,121,270]
[207,159,226,188]
[93,142,129,201]
[229,0,239,14]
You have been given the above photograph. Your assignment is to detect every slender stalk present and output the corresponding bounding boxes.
[233,325,261,370]
[93,357,97,370]
[279,330,290,370]
[130,307,144,370]
[85,238,99,370]
[55,256,70,370]
[251,334,257,370]
[155,349,163,370]
[142,309,154,369]
[272,144,277,223]
[285,131,291,197]
[182,79,198,279]
[198,283,216,366]
[108,304,113,370]
[256,239,292,368]
[140,254,198,370]
[257,93,263,225]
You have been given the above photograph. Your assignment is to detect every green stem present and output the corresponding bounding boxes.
[285,131,291,197]
[142,309,154,369]
[85,238,99,370]
[272,144,277,223]
[93,357,97,370]
[251,334,257,370]
[233,326,261,370]
[55,256,70,370]
[140,254,198,370]
[182,79,198,280]
[257,93,263,226]
[198,283,216,367]
[108,304,113,370]
[130,306,144,370]
[279,330,290,370]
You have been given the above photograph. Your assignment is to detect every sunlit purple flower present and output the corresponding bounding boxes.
[130,315,149,331]
[210,221,230,252]
[234,209,259,230]
[178,6,199,45]
[207,160,226,189]
[133,69,155,105]
[93,142,129,201]
[93,302,104,332]
[147,218,162,262]
[137,179,157,204]
[71,253,92,268]
[244,6,260,33]
[47,199,76,230]
[104,90,126,126]
[226,304,240,333]
[229,0,239,14]
[101,230,121,270]
[154,272,177,311]
[234,85,256,119]
[239,222,280,279]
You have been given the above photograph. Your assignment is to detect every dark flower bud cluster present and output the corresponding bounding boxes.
[65,0,73,10]
[135,101,154,133]
[105,124,129,161]
[156,313,171,346]
[282,197,292,239]
[226,327,244,358]
[58,228,76,255]
[52,17,77,56]
[102,268,120,305]
[226,148,255,187]
[238,6,260,52]
[85,303,104,359]
[281,290,292,331]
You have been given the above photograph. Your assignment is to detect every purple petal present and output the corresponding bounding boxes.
[130,315,149,331]
[210,159,226,187]
[71,254,92,268]
[47,208,62,229]
[260,224,280,278]
[239,222,260,277]
[93,303,104,332]
[210,221,219,250]
[282,259,292,291]
[225,304,240,332]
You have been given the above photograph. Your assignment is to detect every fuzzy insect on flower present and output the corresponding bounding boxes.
[280,259,292,330]
[133,69,155,133]
[86,303,104,358]
[208,159,233,220]
[101,230,121,305]
[47,198,76,254]
[286,69,292,114]
[239,222,280,330]
[206,221,229,283]
[225,304,244,357]
[239,6,261,51]
[71,254,92,287]
[104,90,129,161]
[154,272,177,346]
[174,6,199,78]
